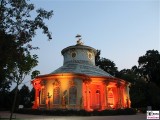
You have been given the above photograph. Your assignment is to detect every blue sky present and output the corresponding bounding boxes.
[16,0,159,89]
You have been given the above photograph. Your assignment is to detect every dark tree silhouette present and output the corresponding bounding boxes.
[95,50,118,76]
[0,0,53,119]
[138,50,160,87]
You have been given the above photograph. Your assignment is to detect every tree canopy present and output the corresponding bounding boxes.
[0,0,53,119]
[138,50,160,87]
[0,0,53,90]
[95,50,118,76]
[95,49,160,109]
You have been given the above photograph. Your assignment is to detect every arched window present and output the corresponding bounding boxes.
[53,87,60,104]
[108,89,114,108]
[96,90,100,106]
[69,86,77,105]
[41,88,46,104]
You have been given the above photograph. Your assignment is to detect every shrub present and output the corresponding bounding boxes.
[15,108,137,116]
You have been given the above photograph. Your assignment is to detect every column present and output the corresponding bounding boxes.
[125,83,131,108]
[86,83,90,110]
[101,83,106,110]
[120,85,125,108]
[106,84,109,109]
[83,78,91,111]
[32,88,39,109]
[103,80,109,109]
[116,82,121,109]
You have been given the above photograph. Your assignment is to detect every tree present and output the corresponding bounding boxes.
[0,0,53,119]
[95,50,101,66]
[29,88,35,108]
[0,31,14,92]
[118,67,148,108]
[138,50,160,108]
[130,79,147,108]
[138,50,160,87]
[99,58,118,76]
[0,0,53,90]
[31,70,40,79]
[19,85,30,108]
[118,50,160,109]
[9,87,20,110]
[95,50,118,76]
[0,89,11,110]
[10,53,38,119]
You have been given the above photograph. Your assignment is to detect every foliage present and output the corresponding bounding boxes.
[0,31,14,92]
[15,108,137,116]
[118,66,147,108]
[0,91,10,110]
[137,50,160,108]
[0,86,35,110]
[19,85,31,108]
[129,79,147,108]
[29,88,35,107]
[9,87,20,109]
[95,50,118,76]
[95,50,101,66]
[138,50,160,87]
[0,0,53,119]
[31,70,40,79]
[11,53,38,86]
[0,0,53,90]
[145,82,160,109]
[95,49,160,109]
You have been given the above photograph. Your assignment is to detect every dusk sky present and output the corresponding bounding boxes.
[17,0,159,89]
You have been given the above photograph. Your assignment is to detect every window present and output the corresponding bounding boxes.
[71,52,76,58]
[41,88,46,104]
[69,86,77,104]
[108,89,114,108]
[53,87,60,104]
[88,52,93,60]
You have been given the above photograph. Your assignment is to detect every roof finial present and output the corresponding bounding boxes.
[76,34,83,45]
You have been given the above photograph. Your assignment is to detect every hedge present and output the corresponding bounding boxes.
[15,108,137,116]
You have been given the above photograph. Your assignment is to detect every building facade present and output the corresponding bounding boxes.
[31,39,131,111]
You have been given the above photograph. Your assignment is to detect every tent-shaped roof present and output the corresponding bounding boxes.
[50,62,113,77]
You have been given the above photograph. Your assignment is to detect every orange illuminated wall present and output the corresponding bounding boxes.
[31,74,131,111]
[82,80,106,111]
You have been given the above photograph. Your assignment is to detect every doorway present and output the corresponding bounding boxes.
[108,88,114,108]
[95,90,101,110]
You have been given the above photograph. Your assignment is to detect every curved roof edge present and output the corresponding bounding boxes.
[31,72,129,85]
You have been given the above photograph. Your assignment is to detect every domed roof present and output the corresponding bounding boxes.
[50,38,113,77]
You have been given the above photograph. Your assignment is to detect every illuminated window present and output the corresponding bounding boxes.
[69,86,77,104]
[41,88,46,104]
[108,89,114,108]
[53,87,60,104]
